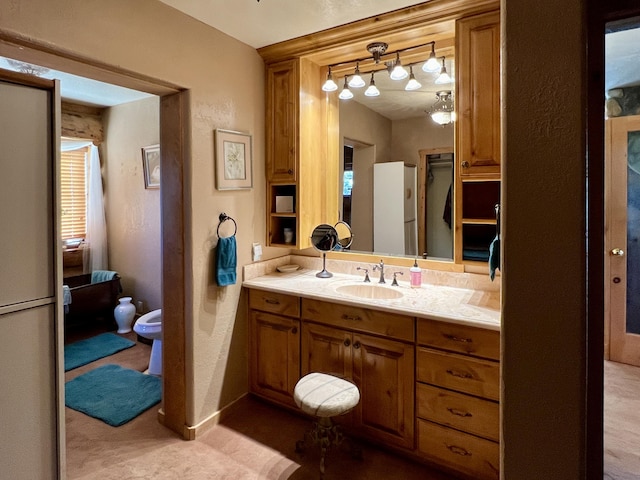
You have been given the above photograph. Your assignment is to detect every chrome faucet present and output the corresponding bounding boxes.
[372,260,385,284]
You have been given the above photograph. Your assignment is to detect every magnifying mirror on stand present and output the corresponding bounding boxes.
[310,224,338,278]
[334,220,354,250]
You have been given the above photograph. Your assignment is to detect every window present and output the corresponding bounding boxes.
[60,146,87,241]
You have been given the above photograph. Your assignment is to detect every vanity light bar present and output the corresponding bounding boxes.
[321,41,453,97]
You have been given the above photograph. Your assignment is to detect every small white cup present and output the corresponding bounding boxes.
[283,228,293,244]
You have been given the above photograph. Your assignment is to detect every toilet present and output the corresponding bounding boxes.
[133,309,162,376]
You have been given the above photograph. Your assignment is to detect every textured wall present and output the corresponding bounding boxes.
[103,96,162,313]
[0,0,270,428]
[502,0,587,477]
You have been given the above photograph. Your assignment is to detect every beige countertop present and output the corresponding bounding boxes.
[243,258,501,331]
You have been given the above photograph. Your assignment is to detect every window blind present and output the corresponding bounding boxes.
[60,147,87,240]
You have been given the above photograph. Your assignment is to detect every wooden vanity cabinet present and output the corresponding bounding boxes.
[265,58,339,249]
[415,318,500,480]
[248,289,301,408]
[301,299,415,450]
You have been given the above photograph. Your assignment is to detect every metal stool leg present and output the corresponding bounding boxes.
[296,416,347,477]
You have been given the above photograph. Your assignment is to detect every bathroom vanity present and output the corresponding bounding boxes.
[244,258,500,480]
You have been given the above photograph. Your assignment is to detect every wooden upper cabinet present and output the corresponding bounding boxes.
[266,59,298,182]
[456,11,501,177]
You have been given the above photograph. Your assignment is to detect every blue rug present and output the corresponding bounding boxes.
[65,364,161,426]
[65,332,135,371]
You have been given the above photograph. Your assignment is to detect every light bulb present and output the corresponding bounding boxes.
[405,67,421,91]
[339,78,354,99]
[322,67,338,92]
[348,63,366,88]
[435,58,452,84]
[435,68,453,84]
[389,53,408,80]
[364,73,380,97]
[422,44,440,72]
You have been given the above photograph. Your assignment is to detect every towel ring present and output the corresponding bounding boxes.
[217,213,237,238]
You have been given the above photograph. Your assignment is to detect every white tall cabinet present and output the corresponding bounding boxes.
[0,71,64,478]
[373,162,417,256]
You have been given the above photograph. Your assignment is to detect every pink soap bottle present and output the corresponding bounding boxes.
[410,259,422,288]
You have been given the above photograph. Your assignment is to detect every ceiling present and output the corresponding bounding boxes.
[1,2,638,117]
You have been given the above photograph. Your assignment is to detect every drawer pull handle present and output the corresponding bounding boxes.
[447,407,472,418]
[264,298,280,305]
[446,444,472,457]
[344,338,351,347]
[446,369,473,380]
[443,333,472,343]
[353,341,361,349]
[341,314,362,321]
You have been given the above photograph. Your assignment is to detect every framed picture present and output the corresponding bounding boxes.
[142,144,160,189]
[215,129,253,190]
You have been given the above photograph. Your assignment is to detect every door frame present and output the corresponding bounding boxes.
[0,35,190,438]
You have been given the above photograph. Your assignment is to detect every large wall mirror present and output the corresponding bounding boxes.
[334,30,456,261]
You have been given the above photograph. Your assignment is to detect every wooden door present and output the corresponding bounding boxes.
[249,311,300,407]
[352,333,415,449]
[607,115,640,366]
[266,59,298,182]
[456,10,501,177]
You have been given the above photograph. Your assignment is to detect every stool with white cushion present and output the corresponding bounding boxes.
[294,372,361,477]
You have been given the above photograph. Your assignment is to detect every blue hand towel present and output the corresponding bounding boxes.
[91,270,118,284]
[488,235,500,281]
[216,236,237,286]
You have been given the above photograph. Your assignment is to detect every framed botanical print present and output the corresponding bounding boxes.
[214,129,253,190]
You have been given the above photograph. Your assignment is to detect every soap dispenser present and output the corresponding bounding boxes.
[410,259,422,288]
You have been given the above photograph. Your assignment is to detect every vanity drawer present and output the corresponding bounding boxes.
[418,419,499,480]
[417,318,499,360]
[249,289,300,318]
[301,298,414,342]
[417,383,499,441]
[417,347,499,401]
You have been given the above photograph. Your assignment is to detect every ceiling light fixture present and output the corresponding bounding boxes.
[348,62,366,88]
[435,57,453,84]
[422,43,440,73]
[405,66,422,91]
[364,73,380,97]
[339,77,354,100]
[321,66,338,92]
[321,40,450,99]
[388,52,409,81]
[428,90,455,125]
[366,42,389,64]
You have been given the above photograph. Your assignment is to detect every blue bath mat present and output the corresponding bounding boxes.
[64,333,135,371]
[65,364,161,426]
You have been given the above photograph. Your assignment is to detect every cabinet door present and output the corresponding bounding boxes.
[249,310,300,407]
[266,59,298,182]
[301,322,352,379]
[352,333,415,450]
[457,11,501,176]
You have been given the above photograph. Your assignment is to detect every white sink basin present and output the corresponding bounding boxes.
[335,284,404,300]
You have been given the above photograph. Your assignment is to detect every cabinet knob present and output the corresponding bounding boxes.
[611,248,625,256]
[287,169,293,175]
[343,338,351,347]
[291,327,297,334]
[461,160,470,168]
[353,341,361,349]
